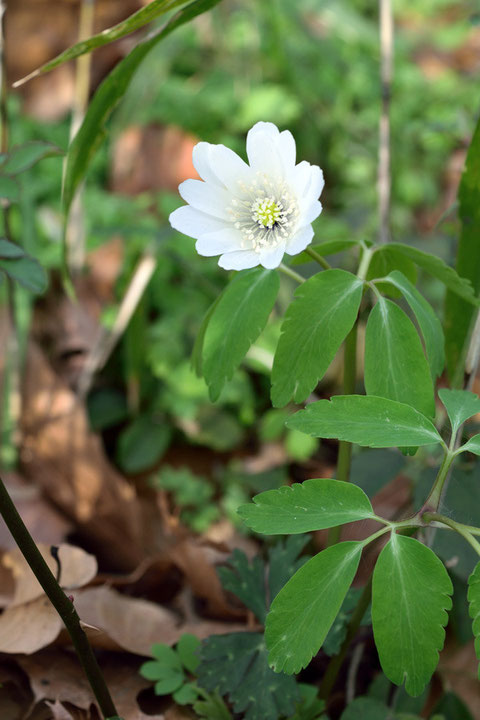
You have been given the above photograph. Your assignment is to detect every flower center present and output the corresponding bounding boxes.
[228,174,299,253]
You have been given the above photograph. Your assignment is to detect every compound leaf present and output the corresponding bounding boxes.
[286,395,442,449]
[271,269,363,406]
[438,388,480,436]
[266,541,363,674]
[467,561,480,678]
[198,632,299,720]
[385,271,445,380]
[365,298,435,418]
[238,478,374,535]
[217,550,266,624]
[372,534,453,696]
[268,534,311,602]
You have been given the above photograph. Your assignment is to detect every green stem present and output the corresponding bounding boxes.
[327,324,358,547]
[320,578,372,699]
[357,245,374,282]
[279,263,305,284]
[423,512,480,557]
[423,450,455,512]
[305,246,331,270]
[0,476,119,719]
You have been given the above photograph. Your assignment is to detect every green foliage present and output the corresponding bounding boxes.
[432,691,474,720]
[340,698,390,720]
[218,550,266,624]
[467,561,480,679]
[198,632,299,720]
[372,534,453,696]
[364,297,435,418]
[266,541,363,674]
[238,478,374,535]
[0,238,47,294]
[286,395,442,449]
[444,113,480,379]
[63,0,222,215]
[140,635,200,702]
[116,415,171,473]
[459,434,480,456]
[0,141,62,175]
[201,268,279,401]
[151,466,219,532]
[438,388,480,436]
[322,587,370,656]
[350,448,405,496]
[193,691,232,720]
[288,684,326,720]
[271,269,363,406]
[384,271,445,380]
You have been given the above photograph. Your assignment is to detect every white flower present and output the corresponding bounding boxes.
[169,121,324,270]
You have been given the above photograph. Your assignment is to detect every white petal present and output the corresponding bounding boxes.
[285,225,314,256]
[169,205,229,240]
[209,145,253,193]
[179,179,231,220]
[192,143,223,187]
[290,161,313,197]
[246,124,284,178]
[301,200,323,226]
[258,242,286,269]
[195,228,243,257]
[278,130,296,172]
[218,250,261,270]
[300,165,325,210]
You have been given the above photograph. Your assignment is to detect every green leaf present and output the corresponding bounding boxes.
[0,254,48,294]
[444,116,480,379]
[385,242,478,306]
[0,239,26,258]
[203,268,279,401]
[177,633,201,674]
[384,271,445,380]
[467,561,480,678]
[217,550,266,624]
[271,269,363,406]
[438,388,480,436]
[193,690,232,720]
[372,534,453,696]
[367,247,417,297]
[173,682,199,705]
[266,541,363,674]
[198,632,299,720]
[459,434,480,455]
[0,141,62,175]
[286,395,442,449]
[267,535,311,602]
[238,478,374,535]
[14,0,189,86]
[116,415,171,473]
[365,297,435,418]
[0,176,19,202]
[432,691,475,720]
[62,0,221,216]
[340,697,390,720]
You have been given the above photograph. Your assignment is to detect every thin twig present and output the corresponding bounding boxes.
[378,0,393,244]
[346,640,365,704]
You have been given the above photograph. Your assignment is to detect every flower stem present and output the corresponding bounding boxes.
[423,512,480,557]
[423,450,456,512]
[327,324,358,547]
[279,263,305,284]
[304,246,331,270]
[0,476,119,719]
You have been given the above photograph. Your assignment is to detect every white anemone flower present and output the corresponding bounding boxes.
[169,121,324,270]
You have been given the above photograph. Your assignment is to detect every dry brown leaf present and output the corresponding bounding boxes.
[3,543,97,608]
[0,596,62,654]
[46,700,77,720]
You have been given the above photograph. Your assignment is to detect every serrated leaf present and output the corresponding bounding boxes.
[198,632,299,720]
[0,141,62,174]
[217,550,266,624]
[271,270,363,406]
[177,633,201,674]
[286,395,442,449]
[238,478,374,535]
[0,254,48,294]
[340,697,390,720]
[385,271,445,380]
[459,434,480,455]
[266,541,363,674]
[268,534,310,602]
[365,298,435,418]
[444,116,480,379]
[467,561,480,678]
[14,0,188,87]
[63,0,221,216]
[438,388,480,436]
[372,534,453,697]
[203,268,279,401]
[386,242,478,306]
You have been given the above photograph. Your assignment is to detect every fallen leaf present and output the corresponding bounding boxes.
[0,596,62,653]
